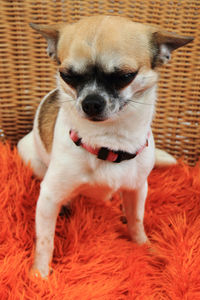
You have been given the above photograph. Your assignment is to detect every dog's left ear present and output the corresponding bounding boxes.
[30,23,63,63]
[151,30,194,67]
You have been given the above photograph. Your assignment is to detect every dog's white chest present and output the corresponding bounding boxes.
[38,106,155,198]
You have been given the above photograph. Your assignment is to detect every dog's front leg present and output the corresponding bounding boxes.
[122,181,148,244]
[31,163,76,279]
[32,181,62,278]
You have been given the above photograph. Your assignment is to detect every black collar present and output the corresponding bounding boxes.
[69,129,149,163]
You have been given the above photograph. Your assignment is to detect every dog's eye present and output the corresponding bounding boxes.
[113,71,138,89]
[59,71,84,88]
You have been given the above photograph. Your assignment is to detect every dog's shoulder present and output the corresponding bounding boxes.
[37,89,60,153]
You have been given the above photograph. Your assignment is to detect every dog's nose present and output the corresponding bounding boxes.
[82,94,106,117]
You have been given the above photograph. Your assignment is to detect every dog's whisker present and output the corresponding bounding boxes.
[126,99,154,106]
[59,100,75,104]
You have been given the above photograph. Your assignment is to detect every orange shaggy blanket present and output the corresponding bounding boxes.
[0,142,200,299]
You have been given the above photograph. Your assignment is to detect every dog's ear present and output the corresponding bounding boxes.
[30,23,63,63]
[151,30,193,67]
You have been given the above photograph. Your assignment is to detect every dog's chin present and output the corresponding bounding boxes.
[80,112,118,123]
[81,108,126,123]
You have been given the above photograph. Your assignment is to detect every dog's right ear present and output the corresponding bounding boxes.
[30,23,63,63]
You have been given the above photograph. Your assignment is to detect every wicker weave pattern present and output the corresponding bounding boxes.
[0,0,199,165]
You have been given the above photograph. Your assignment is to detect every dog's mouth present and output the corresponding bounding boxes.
[88,116,108,122]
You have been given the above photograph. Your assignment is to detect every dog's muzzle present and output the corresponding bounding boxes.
[82,94,106,119]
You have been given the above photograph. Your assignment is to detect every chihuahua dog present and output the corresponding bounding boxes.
[17,15,193,278]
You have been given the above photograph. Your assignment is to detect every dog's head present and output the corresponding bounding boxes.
[31,16,193,122]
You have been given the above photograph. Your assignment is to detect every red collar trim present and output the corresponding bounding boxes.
[69,129,150,163]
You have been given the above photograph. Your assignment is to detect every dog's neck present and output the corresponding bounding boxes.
[59,85,157,153]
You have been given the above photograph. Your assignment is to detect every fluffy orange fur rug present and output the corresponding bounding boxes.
[0,142,200,299]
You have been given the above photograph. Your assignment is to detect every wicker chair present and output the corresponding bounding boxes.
[0,0,199,165]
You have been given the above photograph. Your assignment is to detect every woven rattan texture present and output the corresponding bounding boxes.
[0,0,199,165]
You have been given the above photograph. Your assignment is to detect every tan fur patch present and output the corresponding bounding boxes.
[38,89,59,153]
[58,16,153,72]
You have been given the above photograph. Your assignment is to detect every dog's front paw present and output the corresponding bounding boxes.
[130,227,149,245]
[133,234,149,245]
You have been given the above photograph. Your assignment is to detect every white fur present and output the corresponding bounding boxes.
[159,44,171,64]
